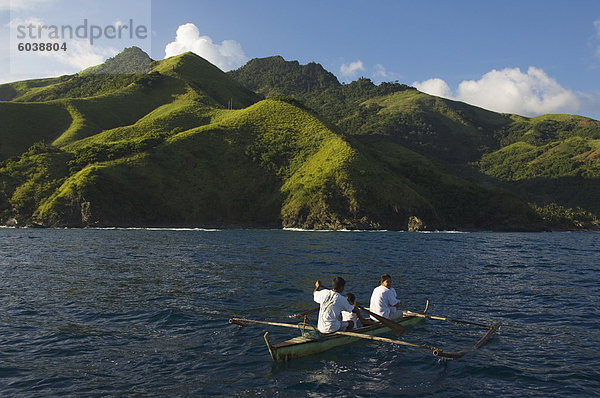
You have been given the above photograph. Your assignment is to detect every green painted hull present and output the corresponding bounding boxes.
[265,313,426,362]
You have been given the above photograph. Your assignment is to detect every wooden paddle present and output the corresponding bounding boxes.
[358,305,405,335]
[403,311,490,328]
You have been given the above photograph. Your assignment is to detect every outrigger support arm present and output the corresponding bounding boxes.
[288,307,319,319]
[402,311,491,328]
[229,317,317,330]
[433,322,502,359]
[334,330,445,356]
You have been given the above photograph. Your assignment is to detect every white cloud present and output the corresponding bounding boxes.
[339,62,401,83]
[6,16,119,77]
[373,64,388,79]
[164,23,247,71]
[413,67,581,116]
[39,39,119,70]
[371,64,403,84]
[413,78,452,98]
[0,0,54,11]
[6,17,45,28]
[457,67,580,115]
[340,60,364,78]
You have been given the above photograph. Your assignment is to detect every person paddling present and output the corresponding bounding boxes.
[369,274,405,321]
[313,277,357,333]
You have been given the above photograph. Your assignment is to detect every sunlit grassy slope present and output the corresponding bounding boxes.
[30,99,395,227]
[476,115,600,214]
[30,97,535,230]
[229,56,600,227]
[356,90,512,161]
[230,57,512,162]
[0,50,261,159]
[2,49,596,230]
[34,99,352,227]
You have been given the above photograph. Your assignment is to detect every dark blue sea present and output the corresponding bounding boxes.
[1,229,599,397]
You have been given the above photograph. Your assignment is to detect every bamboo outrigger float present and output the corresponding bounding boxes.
[229,301,501,362]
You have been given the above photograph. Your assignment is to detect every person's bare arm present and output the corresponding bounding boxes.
[314,280,323,294]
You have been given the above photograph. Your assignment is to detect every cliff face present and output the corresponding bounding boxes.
[0,49,597,230]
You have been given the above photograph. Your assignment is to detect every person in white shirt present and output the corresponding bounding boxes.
[369,274,405,320]
[313,277,357,333]
[342,293,374,329]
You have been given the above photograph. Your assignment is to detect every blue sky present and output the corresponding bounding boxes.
[2,0,600,119]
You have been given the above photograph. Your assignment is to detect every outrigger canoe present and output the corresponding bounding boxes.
[265,301,430,362]
[230,300,501,362]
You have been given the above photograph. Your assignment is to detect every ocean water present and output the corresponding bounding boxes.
[0,228,599,397]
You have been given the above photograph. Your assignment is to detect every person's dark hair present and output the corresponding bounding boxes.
[346,293,356,304]
[332,276,346,291]
[379,274,392,285]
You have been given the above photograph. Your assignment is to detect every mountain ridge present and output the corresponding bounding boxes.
[0,48,597,230]
[229,55,600,227]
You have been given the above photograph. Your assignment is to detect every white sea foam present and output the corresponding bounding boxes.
[90,227,221,231]
[282,228,390,232]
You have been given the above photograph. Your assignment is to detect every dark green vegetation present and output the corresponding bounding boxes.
[0,49,598,230]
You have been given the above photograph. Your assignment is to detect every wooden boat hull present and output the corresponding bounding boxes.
[264,304,428,362]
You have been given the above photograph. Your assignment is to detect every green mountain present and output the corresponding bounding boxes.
[80,46,152,75]
[228,55,340,97]
[0,49,597,230]
[229,57,600,229]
